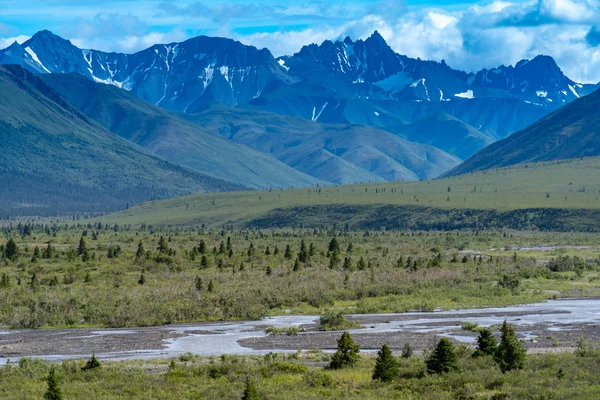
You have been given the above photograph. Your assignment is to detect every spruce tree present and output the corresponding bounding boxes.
[208,279,215,293]
[43,367,63,400]
[495,320,525,372]
[201,255,209,268]
[473,328,498,358]
[298,240,308,263]
[426,338,459,374]
[372,344,399,382]
[77,237,86,255]
[135,241,145,260]
[82,354,102,371]
[330,332,360,369]
[284,244,292,260]
[241,378,259,400]
[328,237,340,253]
[3,239,18,260]
[138,273,146,285]
[198,240,206,254]
[195,276,203,291]
[157,236,169,253]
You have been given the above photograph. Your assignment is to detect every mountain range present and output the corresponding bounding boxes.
[1,29,599,216]
[2,30,595,146]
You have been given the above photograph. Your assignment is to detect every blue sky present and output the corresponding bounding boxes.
[1,0,600,82]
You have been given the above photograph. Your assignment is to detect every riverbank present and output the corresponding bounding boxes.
[1,298,597,364]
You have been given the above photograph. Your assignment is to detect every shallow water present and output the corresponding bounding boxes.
[1,298,598,364]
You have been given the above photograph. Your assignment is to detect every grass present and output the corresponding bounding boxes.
[96,157,600,229]
[3,349,600,399]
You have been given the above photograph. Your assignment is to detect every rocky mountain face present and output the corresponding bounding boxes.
[2,30,292,112]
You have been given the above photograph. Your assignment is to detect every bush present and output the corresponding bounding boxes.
[319,311,359,331]
[304,370,334,388]
[461,322,479,331]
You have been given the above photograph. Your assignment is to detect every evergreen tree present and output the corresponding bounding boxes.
[284,244,292,260]
[372,344,399,382]
[357,256,366,270]
[138,273,146,285]
[343,257,353,270]
[198,240,207,254]
[43,367,63,400]
[77,236,87,255]
[247,243,255,257]
[135,241,145,260]
[292,258,301,272]
[330,332,360,369]
[4,239,18,260]
[308,243,316,257]
[426,338,459,374]
[266,265,272,276]
[273,246,279,255]
[298,240,308,263]
[32,247,40,261]
[208,279,215,292]
[201,255,209,268]
[82,354,101,371]
[226,236,232,251]
[328,237,340,253]
[473,328,498,358]
[42,243,54,259]
[157,236,169,254]
[241,378,259,400]
[495,320,526,372]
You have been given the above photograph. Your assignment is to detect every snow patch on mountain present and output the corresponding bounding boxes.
[455,90,474,99]
[24,47,50,73]
[277,59,289,72]
[568,85,580,98]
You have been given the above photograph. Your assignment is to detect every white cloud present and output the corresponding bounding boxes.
[70,30,188,52]
[0,35,30,49]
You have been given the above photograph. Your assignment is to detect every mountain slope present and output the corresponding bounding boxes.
[0,65,244,217]
[398,113,494,160]
[185,104,461,183]
[446,88,600,176]
[40,73,323,189]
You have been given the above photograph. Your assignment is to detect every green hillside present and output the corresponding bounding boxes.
[40,73,322,189]
[0,65,243,217]
[98,157,600,230]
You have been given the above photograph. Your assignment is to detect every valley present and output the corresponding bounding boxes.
[1,17,600,400]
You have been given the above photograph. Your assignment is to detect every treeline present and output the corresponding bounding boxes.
[249,205,600,232]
